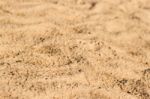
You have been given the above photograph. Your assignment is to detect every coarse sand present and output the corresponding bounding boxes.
[0,0,150,99]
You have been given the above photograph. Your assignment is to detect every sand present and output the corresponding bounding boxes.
[0,0,150,99]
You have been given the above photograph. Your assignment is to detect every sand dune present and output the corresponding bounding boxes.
[0,0,150,99]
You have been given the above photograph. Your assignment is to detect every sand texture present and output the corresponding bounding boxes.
[0,0,150,99]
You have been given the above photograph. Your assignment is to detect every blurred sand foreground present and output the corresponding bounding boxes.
[0,0,150,99]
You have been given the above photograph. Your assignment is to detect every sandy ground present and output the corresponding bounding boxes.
[0,0,150,99]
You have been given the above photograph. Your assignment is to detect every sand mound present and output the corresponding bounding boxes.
[0,0,150,99]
